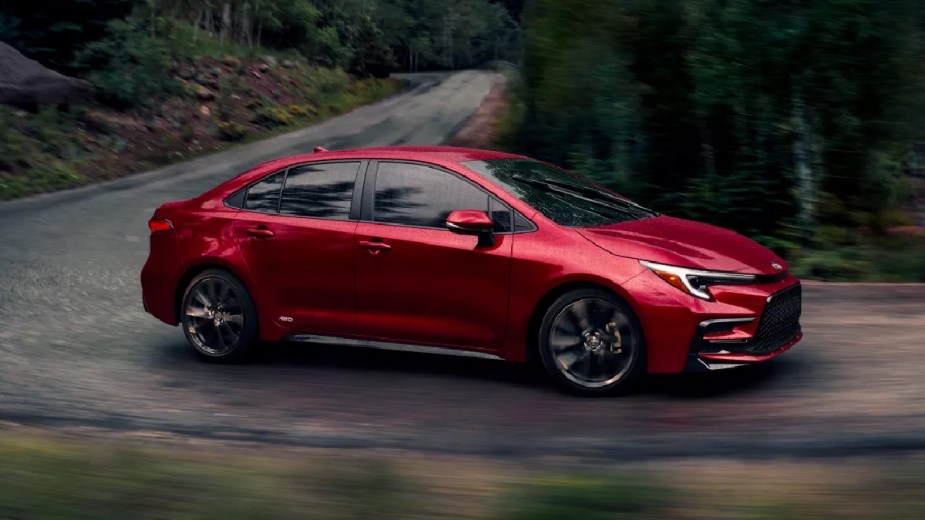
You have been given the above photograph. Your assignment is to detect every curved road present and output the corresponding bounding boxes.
[1,71,923,459]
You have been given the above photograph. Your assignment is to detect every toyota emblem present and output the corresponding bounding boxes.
[771,262,783,271]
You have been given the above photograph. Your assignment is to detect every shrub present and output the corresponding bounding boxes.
[253,106,294,127]
[216,121,247,142]
[74,18,178,109]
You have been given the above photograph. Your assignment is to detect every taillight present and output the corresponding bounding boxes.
[148,217,173,234]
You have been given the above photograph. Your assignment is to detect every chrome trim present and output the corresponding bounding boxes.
[445,222,466,232]
[698,317,755,328]
[697,359,748,371]
[285,334,504,361]
[639,260,758,301]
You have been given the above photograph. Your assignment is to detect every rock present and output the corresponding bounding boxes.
[144,117,157,132]
[258,63,270,73]
[196,86,215,101]
[199,105,211,117]
[0,42,92,108]
[281,59,296,69]
[251,70,262,79]
[222,55,240,67]
[263,56,278,67]
[205,77,220,89]
[210,67,222,77]
[177,68,195,80]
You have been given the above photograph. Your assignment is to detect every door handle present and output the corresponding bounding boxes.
[245,226,275,238]
[358,240,391,254]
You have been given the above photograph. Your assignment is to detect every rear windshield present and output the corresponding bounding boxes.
[461,159,656,227]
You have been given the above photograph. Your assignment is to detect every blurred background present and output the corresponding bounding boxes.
[2,0,925,278]
[2,1,925,518]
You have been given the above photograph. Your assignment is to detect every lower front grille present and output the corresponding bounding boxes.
[743,284,802,354]
[692,283,802,357]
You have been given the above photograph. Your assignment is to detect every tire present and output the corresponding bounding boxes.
[537,288,646,396]
[180,269,258,362]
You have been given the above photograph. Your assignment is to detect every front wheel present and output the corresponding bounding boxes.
[537,288,646,396]
[180,269,258,362]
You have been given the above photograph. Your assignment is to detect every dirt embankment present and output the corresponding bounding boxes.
[447,78,507,149]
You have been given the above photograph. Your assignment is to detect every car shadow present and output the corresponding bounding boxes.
[156,339,802,398]
[258,341,545,387]
[638,359,796,398]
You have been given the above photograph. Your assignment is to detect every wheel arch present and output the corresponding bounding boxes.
[173,259,257,325]
[525,278,642,362]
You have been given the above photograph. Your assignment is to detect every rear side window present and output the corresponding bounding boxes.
[373,162,488,229]
[279,162,360,219]
[245,171,285,212]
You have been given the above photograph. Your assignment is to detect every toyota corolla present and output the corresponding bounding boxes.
[141,146,802,395]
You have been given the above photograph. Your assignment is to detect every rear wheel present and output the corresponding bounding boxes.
[537,288,645,395]
[180,269,258,362]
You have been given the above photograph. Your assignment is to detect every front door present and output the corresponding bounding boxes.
[355,161,513,352]
[235,161,363,336]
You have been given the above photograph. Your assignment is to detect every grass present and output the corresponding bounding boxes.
[0,68,400,202]
[1,431,925,519]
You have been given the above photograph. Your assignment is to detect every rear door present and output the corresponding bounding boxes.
[354,161,513,352]
[234,160,364,337]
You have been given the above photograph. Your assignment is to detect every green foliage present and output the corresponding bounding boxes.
[74,19,178,109]
[789,227,925,281]
[254,105,297,127]
[0,0,135,71]
[514,0,925,255]
[0,435,413,520]
[346,14,396,77]
[0,106,87,200]
[3,433,925,518]
[499,475,667,520]
[216,121,248,141]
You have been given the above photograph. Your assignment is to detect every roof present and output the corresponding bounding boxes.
[210,146,530,199]
[287,145,526,165]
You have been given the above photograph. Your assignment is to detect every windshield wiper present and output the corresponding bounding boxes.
[512,176,656,220]
[538,178,658,217]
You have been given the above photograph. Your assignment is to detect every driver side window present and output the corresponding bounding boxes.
[373,162,488,229]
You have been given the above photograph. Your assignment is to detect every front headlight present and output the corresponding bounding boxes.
[639,260,757,301]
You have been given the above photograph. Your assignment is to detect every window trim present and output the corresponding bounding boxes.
[225,159,367,222]
[364,159,534,234]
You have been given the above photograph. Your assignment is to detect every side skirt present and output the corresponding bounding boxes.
[283,334,505,361]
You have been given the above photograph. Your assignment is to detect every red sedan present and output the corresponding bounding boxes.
[141,146,802,395]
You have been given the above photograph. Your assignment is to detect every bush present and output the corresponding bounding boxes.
[253,106,295,127]
[216,121,247,142]
[74,18,178,109]
[790,234,925,282]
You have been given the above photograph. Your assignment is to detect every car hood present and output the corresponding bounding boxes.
[576,215,786,275]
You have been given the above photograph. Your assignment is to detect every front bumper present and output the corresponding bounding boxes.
[685,283,803,371]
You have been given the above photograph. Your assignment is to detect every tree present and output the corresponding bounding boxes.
[514,0,925,250]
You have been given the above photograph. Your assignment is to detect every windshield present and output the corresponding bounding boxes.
[462,159,657,227]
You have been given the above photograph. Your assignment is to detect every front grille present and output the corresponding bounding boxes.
[743,284,802,354]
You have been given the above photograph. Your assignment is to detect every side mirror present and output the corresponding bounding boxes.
[446,209,495,247]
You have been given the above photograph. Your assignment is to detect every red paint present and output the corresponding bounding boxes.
[141,146,802,374]
[447,209,494,230]
[698,333,803,363]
